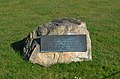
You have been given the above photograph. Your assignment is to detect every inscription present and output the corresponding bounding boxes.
[40,35,87,52]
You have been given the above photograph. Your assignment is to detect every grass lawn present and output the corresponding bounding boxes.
[0,0,120,79]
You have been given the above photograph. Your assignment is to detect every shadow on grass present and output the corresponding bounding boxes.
[11,38,27,59]
[11,38,44,67]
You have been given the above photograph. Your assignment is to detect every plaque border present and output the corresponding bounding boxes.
[40,35,87,52]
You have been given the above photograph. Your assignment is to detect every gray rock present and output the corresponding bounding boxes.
[23,18,92,67]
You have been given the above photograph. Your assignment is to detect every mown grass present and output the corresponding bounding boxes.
[0,0,120,79]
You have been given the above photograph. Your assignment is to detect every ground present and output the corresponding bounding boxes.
[0,0,120,79]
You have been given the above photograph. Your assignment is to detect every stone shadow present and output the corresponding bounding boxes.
[11,38,27,60]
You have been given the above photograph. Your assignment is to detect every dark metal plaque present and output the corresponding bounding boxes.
[40,35,87,52]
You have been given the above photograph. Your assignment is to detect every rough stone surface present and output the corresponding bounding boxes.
[23,18,92,67]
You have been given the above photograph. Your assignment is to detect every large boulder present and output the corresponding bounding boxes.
[23,18,92,67]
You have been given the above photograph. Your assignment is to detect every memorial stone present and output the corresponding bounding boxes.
[23,18,92,67]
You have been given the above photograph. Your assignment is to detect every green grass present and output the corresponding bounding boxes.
[0,0,120,79]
